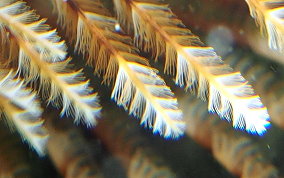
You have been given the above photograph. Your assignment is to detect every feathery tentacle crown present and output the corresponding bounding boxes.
[51,0,185,138]
[0,0,101,126]
[113,0,271,135]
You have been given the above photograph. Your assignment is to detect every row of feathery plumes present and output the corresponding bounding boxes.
[0,0,272,156]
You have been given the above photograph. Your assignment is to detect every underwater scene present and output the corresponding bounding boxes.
[0,0,283,177]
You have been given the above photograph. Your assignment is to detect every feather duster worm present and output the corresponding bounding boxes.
[51,0,184,138]
[224,50,284,129]
[113,0,270,135]
[0,0,101,126]
[0,69,48,155]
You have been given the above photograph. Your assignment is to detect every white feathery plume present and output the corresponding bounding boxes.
[114,0,271,135]
[0,69,48,156]
[246,0,284,52]
[0,0,101,126]
[51,0,185,138]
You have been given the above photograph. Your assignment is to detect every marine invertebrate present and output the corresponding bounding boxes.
[0,0,283,177]
[112,0,270,134]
